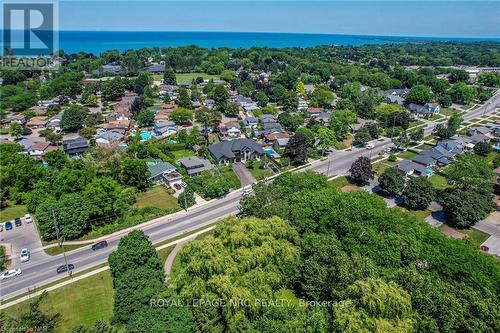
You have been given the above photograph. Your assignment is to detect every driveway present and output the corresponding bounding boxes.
[474,212,500,237]
[232,162,256,187]
[0,219,48,268]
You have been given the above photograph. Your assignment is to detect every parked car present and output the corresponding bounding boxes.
[174,183,182,190]
[56,264,75,274]
[24,214,33,223]
[14,218,22,227]
[4,221,13,231]
[91,240,108,251]
[0,268,22,280]
[365,143,375,150]
[242,187,253,196]
[20,248,30,263]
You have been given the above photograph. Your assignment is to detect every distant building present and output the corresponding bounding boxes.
[146,160,183,188]
[179,156,214,176]
[208,138,264,164]
[62,135,89,157]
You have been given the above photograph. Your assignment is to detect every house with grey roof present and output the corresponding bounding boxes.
[386,95,407,106]
[208,138,264,164]
[467,126,491,137]
[96,130,125,146]
[62,135,89,157]
[146,160,183,187]
[147,64,165,73]
[180,156,214,176]
[396,160,432,177]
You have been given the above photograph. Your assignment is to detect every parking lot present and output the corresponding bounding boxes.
[0,216,47,267]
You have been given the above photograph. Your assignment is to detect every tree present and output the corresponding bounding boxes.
[109,230,165,324]
[392,131,410,150]
[83,177,122,220]
[163,69,177,85]
[434,123,454,140]
[447,112,463,133]
[316,127,335,156]
[277,112,303,132]
[80,92,98,106]
[178,187,195,209]
[450,82,476,105]
[477,72,499,87]
[195,106,221,141]
[409,128,424,142]
[213,84,229,112]
[280,90,299,113]
[446,153,495,190]
[100,77,125,101]
[137,109,155,127]
[134,71,151,95]
[255,91,269,107]
[176,87,192,109]
[44,149,68,170]
[169,108,193,125]
[9,122,23,139]
[473,142,492,156]
[402,177,434,210]
[36,193,90,240]
[329,109,357,140]
[310,88,334,108]
[440,188,494,228]
[61,105,85,132]
[224,102,240,117]
[449,69,469,83]
[379,167,405,196]
[120,158,151,189]
[12,292,60,332]
[405,84,433,105]
[353,126,371,146]
[284,133,308,166]
[349,156,373,184]
[295,81,305,95]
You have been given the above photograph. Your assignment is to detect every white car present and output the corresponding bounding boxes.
[0,268,22,281]
[24,214,33,223]
[242,187,253,196]
[365,143,375,150]
[20,248,30,263]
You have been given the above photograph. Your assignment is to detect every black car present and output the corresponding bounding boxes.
[91,240,108,251]
[14,218,22,227]
[56,264,75,274]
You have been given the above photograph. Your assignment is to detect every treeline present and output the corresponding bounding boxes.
[0,143,179,241]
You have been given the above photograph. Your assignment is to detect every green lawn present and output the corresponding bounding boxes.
[171,149,195,162]
[134,186,179,210]
[44,244,87,256]
[5,271,114,333]
[219,166,241,189]
[157,245,175,267]
[0,204,27,222]
[247,165,273,181]
[415,143,435,151]
[462,228,490,248]
[428,174,449,190]
[397,150,418,160]
[373,162,393,176]
[439,108,456,117]
[328,176,349,188]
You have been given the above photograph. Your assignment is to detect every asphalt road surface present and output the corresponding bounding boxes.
[1,92,498,301]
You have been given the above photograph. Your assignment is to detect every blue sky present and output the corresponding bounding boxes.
[59,1,500,37]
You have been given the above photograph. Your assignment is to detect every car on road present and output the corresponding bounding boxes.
[14,218,22,227]
[24,214,33,223]
[20,248,30,263]
[91,240,108,251]
[56,264,75,274]
[4,221,13,231]
[242,187,253,196]
[365,143,375,150]
[0,268,22,280]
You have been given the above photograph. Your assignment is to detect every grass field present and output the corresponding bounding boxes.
[0,204,27,222]
[171,149,194,162]
[220,166,241,189]
[428,174,449,190]
[5,271,114,333]
[328,176,349,188]
[373,162,393,176]
[439,108,456,117]
[462,228,490,248]
[134,186,179,210]
[247,165,273,181]
[415,143,435,151]
[44,244,87,256]
[397,150,418,160]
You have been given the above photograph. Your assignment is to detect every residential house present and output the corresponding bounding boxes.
[147,64,165,73]
[259,114,277,124]
[9,114,26,125]
[467,126,491,137]
[47,113,62,132]
[95,130,125,146]
[18,138,33,152]
[153,120,178,137]
[28,141,51,159]
[262,122,283,133]
[396,160,433,177]
[407,103,440,116]
[179,156,214,176]
[146,160,183,188]
[26,116,47,128]
[272,137,290,152]
[385,95,407,106]
[263,132,290,144]
[424,103,440,114]
[312,112,331,125]
[307,107,323,115]
[31,106,47,116]
[208,138,264,164]
[220,121,242,140]
[298,99,308,110]
[102,119,132,132]
[101,64,122,75]
[62,135,89,157]
[243,117,258,129]
[304,84,316,93]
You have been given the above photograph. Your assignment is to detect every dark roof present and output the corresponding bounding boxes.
[62,136,88,151]
[208,138,264,161]
[147,64,166,73]
[412,154,435,166]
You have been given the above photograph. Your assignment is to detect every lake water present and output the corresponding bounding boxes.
[54,31,499,55]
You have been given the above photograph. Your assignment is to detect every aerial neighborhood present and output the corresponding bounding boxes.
[1,42,499,333]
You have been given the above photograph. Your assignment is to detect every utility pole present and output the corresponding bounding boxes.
[183,188,188,212]
[326,158,331,177]
[52,210,71,277]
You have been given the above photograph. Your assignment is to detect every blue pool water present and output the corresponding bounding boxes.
[140,132,153,140]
